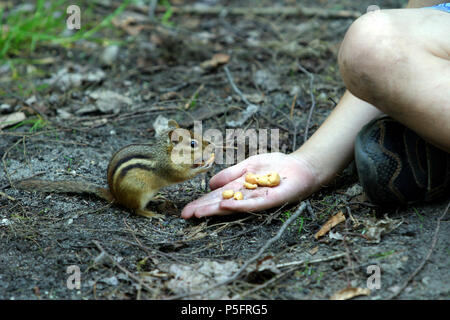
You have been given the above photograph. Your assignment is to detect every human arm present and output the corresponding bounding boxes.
[181,91,381,218]
[181,0,435,219]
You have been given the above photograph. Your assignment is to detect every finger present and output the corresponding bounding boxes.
[192,202,237,218]
[209,160,249,190]
[181,183,241,218]
[181,179,270,219]
[181,194,221,219]
[181,202,198,219]
[191,194,270,217]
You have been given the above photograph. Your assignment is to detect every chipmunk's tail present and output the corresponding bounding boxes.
[14,179,114,202]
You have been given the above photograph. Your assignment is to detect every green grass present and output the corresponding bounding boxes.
[296,264,323,285]
[369,250,396,260]
[280,210,305,235]
[7,115,48,133]
[0,0,65,59]
[159,0,174,26]
[413,207,424,229]
[317,196,341,220]
[0,0,132,61]
[63,155,74,171]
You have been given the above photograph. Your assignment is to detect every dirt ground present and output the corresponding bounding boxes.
[0,0,449,300]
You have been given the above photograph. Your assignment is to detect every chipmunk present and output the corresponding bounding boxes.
[14,120,215,219]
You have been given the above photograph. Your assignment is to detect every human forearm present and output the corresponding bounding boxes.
[290,90,382,187]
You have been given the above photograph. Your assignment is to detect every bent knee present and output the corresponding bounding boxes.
[338,11,407,100]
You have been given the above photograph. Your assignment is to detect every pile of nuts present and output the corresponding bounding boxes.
[222,190,243,200]
[222,172,281,200]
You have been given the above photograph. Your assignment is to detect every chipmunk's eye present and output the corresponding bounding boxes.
[190,140,198,148]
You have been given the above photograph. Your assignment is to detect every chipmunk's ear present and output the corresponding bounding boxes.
[167,124,189,145]
[166,120,180,141]
[168,119,179,129]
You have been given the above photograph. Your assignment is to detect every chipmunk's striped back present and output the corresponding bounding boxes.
[107,144,159,195]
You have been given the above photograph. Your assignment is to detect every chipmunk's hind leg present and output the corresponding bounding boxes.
[136,192,164,220]
[135,208,164,219]
[113,171,164,219]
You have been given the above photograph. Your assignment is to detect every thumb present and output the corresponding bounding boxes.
[209,160,249,190]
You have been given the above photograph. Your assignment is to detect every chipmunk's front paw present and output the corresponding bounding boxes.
[136,209,164,220]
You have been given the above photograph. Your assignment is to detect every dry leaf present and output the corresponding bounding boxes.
[314,211,346,239]
[160,91,179,101]
[184,222,208,241]
[211,53,230,64]
[185,231,208,241]
[200,53,230,69]
[152,115,170,136]
[112,11,148,35]
[329,230,344,240]
[247,255,280,283]
[226,103,259,127]
[345,184,363,197]
[139,269,171,280]
[309,246,319,255]
[330,287,371,300]
[44,65,105,91]
[0,111,26,129]
[88,90,132,114]
[362,216,403,243]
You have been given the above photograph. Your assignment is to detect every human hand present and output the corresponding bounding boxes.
[181,152,318,218]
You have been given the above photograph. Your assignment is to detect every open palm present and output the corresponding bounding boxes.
[181,152,317,218]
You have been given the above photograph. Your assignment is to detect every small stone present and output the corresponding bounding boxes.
[253,69,280,92]
[345,184,363,197]
[56,109,73,120]
[0,103,12,113]
[101,45,119,66]
[100,276,119,286]
[422,276,430,285]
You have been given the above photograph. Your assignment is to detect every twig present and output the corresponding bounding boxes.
[224,66,300,151]
[275,252,346,268]
[0,83,48,122]
[92,240,155,295]
[0,191,16,201]
[236,252,346,298]
[387,201,450,299]
[109,1,361,19]
[223,66,252,107]
[115,237,187,264]
[148,0,158,21]
[169,202,308,299]
[234,266,296,299]
[290,91,298,119]
[298,63,316,143]
[306,200,316,219]
[290,92,299,150]
[155,5,361,19]
[2,137,23,186]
